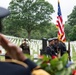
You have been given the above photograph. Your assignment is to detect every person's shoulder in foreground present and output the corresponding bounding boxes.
[0,33,37,75]
[0,7,50,75]
[0,6,37,75]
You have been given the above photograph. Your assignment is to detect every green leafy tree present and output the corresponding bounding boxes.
[4,0,54,40]
[47,23,57,38]
[64,24,72,40]
[30,23,57,39]
[3,18,25,37]
[68,25,76,41]
[67,6,76,26]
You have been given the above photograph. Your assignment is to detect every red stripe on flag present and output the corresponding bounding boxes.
[56,1,66,42]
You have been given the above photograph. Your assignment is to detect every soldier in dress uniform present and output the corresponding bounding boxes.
[53,37,67,56]
[45,38,57,57]
[20,39,30,54]
[0,7,50,75]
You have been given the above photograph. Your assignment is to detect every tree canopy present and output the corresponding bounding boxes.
[4,0,54,40]
[68,25,76,41]
[67,6,76,26]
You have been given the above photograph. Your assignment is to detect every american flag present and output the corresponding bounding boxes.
[56,0,66,42]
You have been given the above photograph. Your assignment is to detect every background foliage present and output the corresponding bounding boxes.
[3,0,54,40]
[2,0,76,41]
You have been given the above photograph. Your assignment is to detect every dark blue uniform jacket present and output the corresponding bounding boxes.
[0,59,37,75]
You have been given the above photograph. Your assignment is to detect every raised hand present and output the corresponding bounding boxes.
[0,33,26,61]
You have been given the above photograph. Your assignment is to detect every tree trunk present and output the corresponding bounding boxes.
[28,31,31,41]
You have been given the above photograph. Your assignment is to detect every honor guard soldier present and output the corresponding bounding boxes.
[53,37,67,56]
[20,39,30,55]
[45,38,57,58]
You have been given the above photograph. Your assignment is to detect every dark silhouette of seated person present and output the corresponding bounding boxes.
[20,39,30,54]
